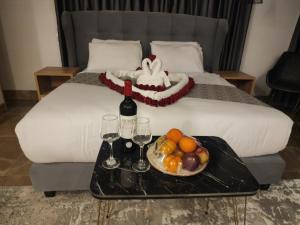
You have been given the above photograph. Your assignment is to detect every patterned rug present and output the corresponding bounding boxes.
[0,179,299,225]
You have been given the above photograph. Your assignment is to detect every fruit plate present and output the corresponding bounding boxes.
[146,138,209,177]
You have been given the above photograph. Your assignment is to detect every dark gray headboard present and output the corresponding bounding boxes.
[62,11,228,72]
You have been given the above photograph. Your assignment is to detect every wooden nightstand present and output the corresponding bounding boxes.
[216,71,256,95]
[34,67,80,100]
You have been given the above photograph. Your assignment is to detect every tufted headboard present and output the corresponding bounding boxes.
[61,11,228,72]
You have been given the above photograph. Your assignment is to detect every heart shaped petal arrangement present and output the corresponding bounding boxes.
[99,56,195,107]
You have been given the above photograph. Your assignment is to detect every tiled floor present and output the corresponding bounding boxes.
[0,100,34,185]
[279,120,300,179]
[0,100,299,186]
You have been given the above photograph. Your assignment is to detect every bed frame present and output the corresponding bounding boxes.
[30,11,285,195]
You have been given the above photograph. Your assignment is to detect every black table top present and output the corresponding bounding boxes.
[90,136,259,199]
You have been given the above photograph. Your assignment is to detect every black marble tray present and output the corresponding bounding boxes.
[90,136,259,199]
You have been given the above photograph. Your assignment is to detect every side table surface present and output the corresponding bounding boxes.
[90,136,259,199]
[216,71,256,95]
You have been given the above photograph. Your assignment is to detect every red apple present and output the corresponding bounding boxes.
[182,153,200,171]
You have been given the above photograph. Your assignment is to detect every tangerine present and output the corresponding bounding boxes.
[166,128,183,143]
[163,155,182,173]
[163,155,175,169]
[179,137,197,153]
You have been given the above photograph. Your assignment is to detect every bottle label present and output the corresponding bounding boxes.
[119,115,137,139]
[125,141,133,148]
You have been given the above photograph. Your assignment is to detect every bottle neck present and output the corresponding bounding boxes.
[124,90,132,97]
[124,80,132,97]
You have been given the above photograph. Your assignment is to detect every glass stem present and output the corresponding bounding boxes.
[109,142,114,160]
[139,145,144,162]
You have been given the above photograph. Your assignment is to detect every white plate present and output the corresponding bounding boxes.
[146,138,209,177]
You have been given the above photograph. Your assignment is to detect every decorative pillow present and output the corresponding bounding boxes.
[85,41,142,72]
[150,41,204,73]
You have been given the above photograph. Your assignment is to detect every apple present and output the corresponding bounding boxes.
[182,153,200,171]
[195,147,209,164]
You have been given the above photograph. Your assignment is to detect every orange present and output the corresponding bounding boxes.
[160,139,177,155]
[166,128,183,143]
[163,155,175,169]
[179,137,197,153]
[163,155,182,173]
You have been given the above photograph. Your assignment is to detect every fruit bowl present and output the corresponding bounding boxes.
[146,135,209,177]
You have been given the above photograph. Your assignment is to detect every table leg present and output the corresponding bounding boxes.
[97,200,114,225]
[243,197,247,225]
[232,197,238,225]
[96,198,247,225]
[97,200,102,225]
[232,197,248,225]
[103,201,110,225]
[106,201,114,225]
[205,198,210,215]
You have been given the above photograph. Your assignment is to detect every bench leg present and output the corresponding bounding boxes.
[259,184,270,190]
[44,191,56,198]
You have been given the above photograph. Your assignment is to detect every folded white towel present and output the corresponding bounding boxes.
[106,71,189,101]
[151,58,171,87]
[137,58,171,87]
[142,58,152,76]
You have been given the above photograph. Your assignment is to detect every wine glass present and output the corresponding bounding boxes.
[100,114,120,169]
[132,117,152,172]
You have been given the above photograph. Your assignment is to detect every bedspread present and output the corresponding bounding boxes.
[15,72,293,162]
[67,73,266,107]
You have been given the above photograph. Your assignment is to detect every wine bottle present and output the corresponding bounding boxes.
[119,80,137,152]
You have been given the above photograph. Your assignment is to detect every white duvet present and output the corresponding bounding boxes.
[15,72,293,163]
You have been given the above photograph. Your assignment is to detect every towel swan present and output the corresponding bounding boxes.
[137,58,171,88]
[142,58,152,76]
[150,58,171,88]
[117,58,152,80]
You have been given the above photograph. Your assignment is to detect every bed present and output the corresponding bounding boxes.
[15,11,293,193]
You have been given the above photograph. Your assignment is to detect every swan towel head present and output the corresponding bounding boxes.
[137,56,171,88]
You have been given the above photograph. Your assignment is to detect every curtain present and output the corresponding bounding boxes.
[55,0,253,70]
[289,15,300,54]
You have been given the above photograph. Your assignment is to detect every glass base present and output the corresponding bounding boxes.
[132,160,150,172]
[102,157,120,170]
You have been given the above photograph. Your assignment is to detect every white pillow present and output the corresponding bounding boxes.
[150,41,204,73]
[86,42,142,72]
[151,41,203,59]
[92,38,140,44]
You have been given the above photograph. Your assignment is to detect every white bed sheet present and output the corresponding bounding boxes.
[15,72,293,163]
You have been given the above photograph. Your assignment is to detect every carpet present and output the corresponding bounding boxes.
[0,179,300,225]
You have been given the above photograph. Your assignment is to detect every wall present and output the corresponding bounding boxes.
[0,0,61,91]
[240,0,300,96]
[0,0,299,96]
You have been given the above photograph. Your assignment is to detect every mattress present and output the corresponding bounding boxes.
[15,72,293,163]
